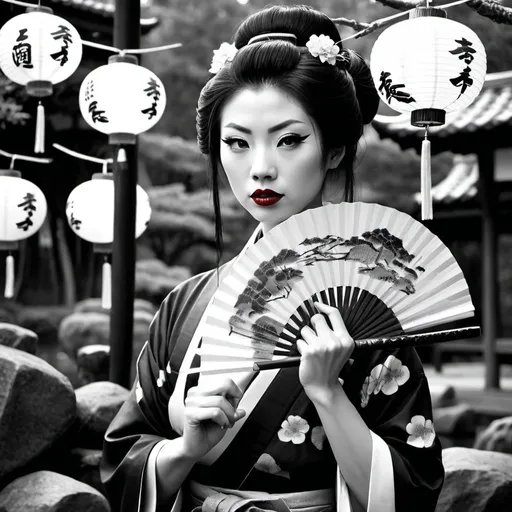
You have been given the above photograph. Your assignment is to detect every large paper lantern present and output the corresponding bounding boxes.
[0,6,83,153]
[0,170,48,298]
[65,172,152,308]
[78,54,166,145]
[370,7,486,220]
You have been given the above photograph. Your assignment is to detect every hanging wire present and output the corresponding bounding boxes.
[81,40,182,55]
[0,148,52,165]
[340,0,472,42]
[53,143,114,165]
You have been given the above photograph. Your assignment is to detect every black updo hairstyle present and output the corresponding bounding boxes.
[196,4,380,261]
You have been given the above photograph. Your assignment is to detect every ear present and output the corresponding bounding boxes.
[326,147,346,171]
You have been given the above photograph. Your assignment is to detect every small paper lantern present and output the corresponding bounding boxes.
[78,54,166,145]
[65,172,152,308]
[370,7,487,220]
[0,170,48,298]
[0,7,82,153]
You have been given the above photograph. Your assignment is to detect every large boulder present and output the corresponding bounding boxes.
[436,447,512,512]
[0,470,110,511]
[0,346,76,481]
[75,381,130,448]
[0,323,38,354]
[430,383,457,409]
[474,416,512,455]
[433,403,476,436]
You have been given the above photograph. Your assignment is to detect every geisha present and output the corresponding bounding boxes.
[101,5,444,512]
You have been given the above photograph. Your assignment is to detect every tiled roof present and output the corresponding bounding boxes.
[372,71,512,156]
[50,0,158,28]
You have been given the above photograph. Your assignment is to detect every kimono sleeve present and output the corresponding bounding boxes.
[355,347,444,512]
[100,291,181,512]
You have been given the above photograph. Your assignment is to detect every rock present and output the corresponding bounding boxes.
[0,322,38,354]
[74,297,158,317]
[76,345,110,385]
[17,306,73,346]
[58,310,154,381]
[436,447,512,512]
[433,403,476,436]
[0,470,110,511]
[75,381,129,448]
[430,383,457,409]
[474,416,512,455]
[0,346,76,481]
[66,448,104,494]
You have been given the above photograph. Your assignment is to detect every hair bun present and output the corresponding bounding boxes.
[343,49,380,125]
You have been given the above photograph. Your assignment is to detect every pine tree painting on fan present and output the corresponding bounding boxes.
[370,4,487,220]
[0,5,83,153]
[185,203,476,376]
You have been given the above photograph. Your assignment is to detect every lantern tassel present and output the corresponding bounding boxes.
[34,101,45,154]
[4,254,14,299]
[421,128,432,221]
[101,256,112,310]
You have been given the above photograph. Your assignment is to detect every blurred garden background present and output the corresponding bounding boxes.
[2,1,512,509]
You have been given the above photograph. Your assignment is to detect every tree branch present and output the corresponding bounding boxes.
[332,16,398,39]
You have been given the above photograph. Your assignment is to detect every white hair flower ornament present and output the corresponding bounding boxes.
[209,42,238,74]
[306,34,344,66]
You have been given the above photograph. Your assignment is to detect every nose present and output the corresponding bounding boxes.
[249,148,277,181]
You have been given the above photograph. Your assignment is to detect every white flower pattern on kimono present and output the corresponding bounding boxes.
[360,376,371,408]
[166,361,172,374]
[135,380,143,403]
[368,356,410,396]
[278,415,310,445]
[254,453,291,479]
[406,415,436,448]
[306,34,340,65]
[157,369,165,388]
[209,42,238,74]
[311,426,326,450]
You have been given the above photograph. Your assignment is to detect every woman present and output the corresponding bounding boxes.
[101,5,444,512]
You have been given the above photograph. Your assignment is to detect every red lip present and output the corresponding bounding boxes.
[250,189,284,207]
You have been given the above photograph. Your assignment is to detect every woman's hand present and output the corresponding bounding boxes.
[296,302,354,404]
[181,378,246,461]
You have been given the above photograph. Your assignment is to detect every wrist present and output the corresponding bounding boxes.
[158,437,199,469]
[305,381,345,409]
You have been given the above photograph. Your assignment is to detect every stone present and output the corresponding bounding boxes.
[430,383,457,409]
[58,309,154,381]
[0,322,38,354]
[76,345,110,385]
[66,448,104,494]
[436,447,512,512]
[74,297,157,317]
[0,346,76,481]
[0,470,110,511]
[433,403,476,436]
[474,416,512,455]
[75,381,129,448]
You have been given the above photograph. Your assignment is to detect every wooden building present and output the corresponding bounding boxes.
[373,70,512,390]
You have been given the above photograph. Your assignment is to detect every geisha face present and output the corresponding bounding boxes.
[219,86,344,234]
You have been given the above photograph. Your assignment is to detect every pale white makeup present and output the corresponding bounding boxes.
[219,86,344,234]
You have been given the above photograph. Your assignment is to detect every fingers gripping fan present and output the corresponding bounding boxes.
[192,203,474,375]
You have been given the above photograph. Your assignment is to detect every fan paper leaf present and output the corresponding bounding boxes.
[190,203,474,375]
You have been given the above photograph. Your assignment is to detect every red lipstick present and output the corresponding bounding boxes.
[250,189,284,206]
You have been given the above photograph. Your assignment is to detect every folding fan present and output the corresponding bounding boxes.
[185,202,476,376]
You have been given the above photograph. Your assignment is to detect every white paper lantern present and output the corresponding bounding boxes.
[0,6,83,153]
[0,171,48,241]
[370,7,487,220]
[0,170,48,298]
[65,173,152,244]
[78,55,166,145]
[0,7,83,95]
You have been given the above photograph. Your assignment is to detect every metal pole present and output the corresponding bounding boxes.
[109,0,140,388]
[479,150,499,389]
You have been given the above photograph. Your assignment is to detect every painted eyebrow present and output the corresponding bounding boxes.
[223,119,306,134]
